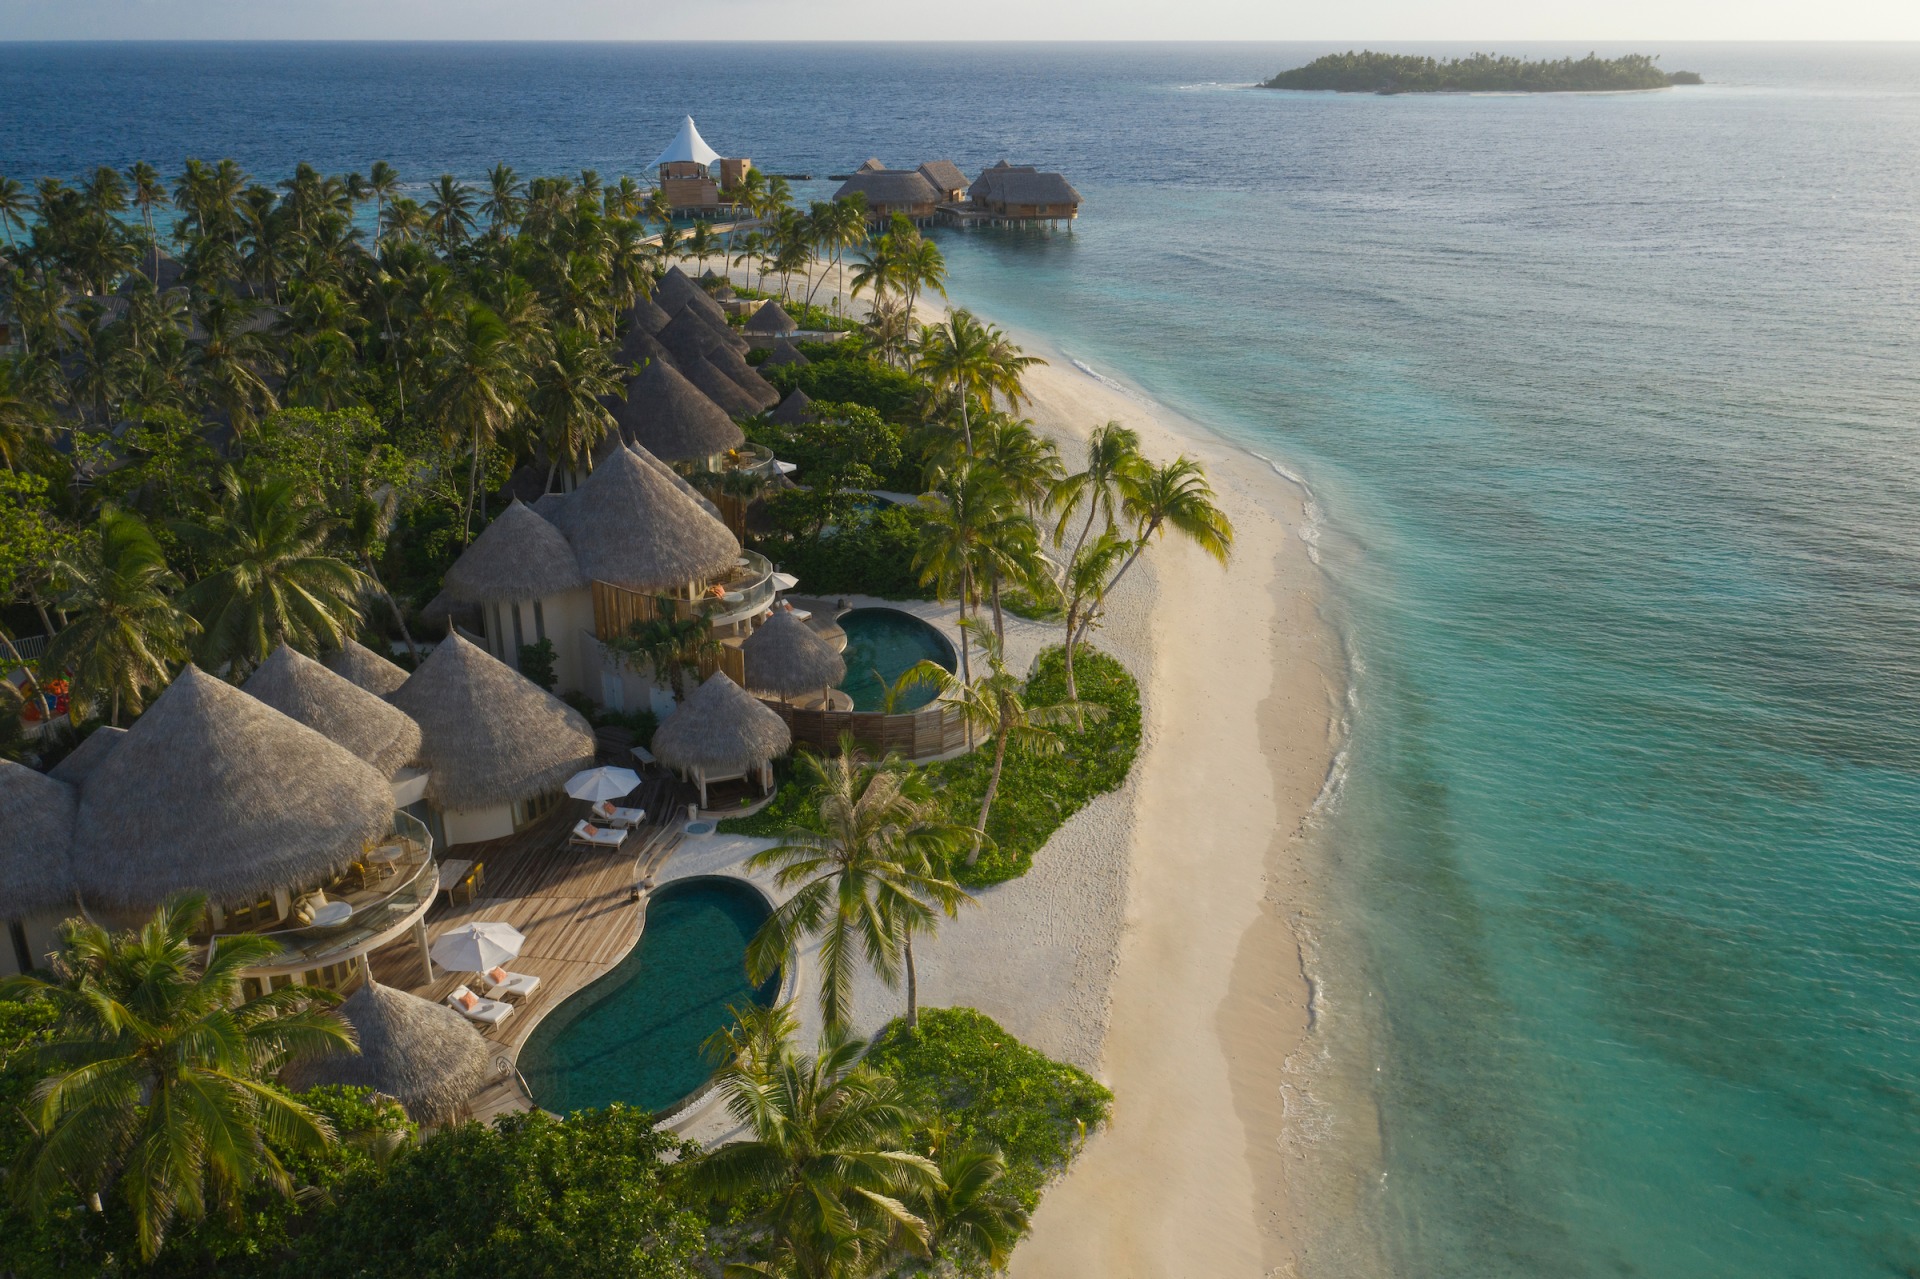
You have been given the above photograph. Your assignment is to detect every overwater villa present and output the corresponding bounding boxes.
[832,162,942,224]
[962,161,1084,227]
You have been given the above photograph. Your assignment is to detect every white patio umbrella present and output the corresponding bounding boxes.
[565,766,641,803]
[430,921,525,974]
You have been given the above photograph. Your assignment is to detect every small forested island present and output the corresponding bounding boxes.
[1262,51,1703,94]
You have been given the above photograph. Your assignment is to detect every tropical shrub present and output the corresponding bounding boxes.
[866,1007,1111,1213]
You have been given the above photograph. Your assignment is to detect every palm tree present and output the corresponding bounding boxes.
[972,413,1064,522]
[912,310,1001,453]
[688,1010,941,1279]
[920,1138,1030,1271]
[923,622,1101,859]
[43,509,194,725]
[1074,456,1235,658]
[616,605,717,702]
[1,895,352,1261]
[686,219,717,274]
[529,324,621,487]
[1052,421,1148,567]
[365,161,401,235]
[915,460,1040,648]
[424,174,475,253]
[896,232,947,327]
[126,161,166,279]
[189,290,278,434]
[1059,528,1131,703]
[746,743,971,1029]
[427,301,526,540]
[0,175,28,251]
[481,163,522,238]
[179,472,368,672]
[0,355,53,470]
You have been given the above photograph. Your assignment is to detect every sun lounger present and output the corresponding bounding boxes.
[569,820,627,849]
[590,801,645,828]
[483,966,541,1001]
[446,985,514,1026]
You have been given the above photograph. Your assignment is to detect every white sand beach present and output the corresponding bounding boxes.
[709,265,1346,1275]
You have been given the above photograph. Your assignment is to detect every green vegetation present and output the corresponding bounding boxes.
[1263,51,1702,93]
[761,347,924,422]
[867,1008,1111,1215]
[280,1107,711,1279]
[720,646,1141,887]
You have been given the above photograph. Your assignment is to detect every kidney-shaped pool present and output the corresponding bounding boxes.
[517,876,779,1115]
[835,607,958,712]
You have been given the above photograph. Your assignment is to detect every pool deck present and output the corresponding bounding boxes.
[366,785,687,1124]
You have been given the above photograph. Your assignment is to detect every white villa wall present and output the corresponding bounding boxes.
[2,911,67,977]
[440,802,515,848]
[476,587,594,695]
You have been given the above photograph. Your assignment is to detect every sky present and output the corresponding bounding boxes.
[2,0,1918,42]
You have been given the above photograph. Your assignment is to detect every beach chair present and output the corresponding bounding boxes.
[446,985,514,1027]
[569,820,627,849]
[590,800,645,828]
[483,966,541,1002]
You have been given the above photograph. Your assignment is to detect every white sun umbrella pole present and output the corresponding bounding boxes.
[566,766,641,803]
[430,921,526,976]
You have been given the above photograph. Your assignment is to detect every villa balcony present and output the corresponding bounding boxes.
[225,810,438,983]
[590,549,780,638]
[690,442,781,486]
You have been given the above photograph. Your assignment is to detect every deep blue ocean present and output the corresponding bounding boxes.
[4,40,1917,1278]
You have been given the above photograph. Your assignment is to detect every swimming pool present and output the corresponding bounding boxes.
[835,608,958,712]
[516,877,778,1115]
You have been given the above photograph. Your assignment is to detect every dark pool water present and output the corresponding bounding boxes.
[835,608,957,712]
[517,877,777,1114]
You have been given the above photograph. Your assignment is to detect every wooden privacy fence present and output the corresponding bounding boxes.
[766,700,968,762]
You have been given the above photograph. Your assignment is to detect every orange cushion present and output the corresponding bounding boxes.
[582,823,599,836]
[488,966,509,985]
[459,991,478,1011]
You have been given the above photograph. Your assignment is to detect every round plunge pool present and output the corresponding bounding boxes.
[517,877,778,1115]
[835,608,958,713]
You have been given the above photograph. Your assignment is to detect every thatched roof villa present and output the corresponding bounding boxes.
[833,167,941,224]
[968,161,1083,223]
[652,671,792,808]
[390,631,595,846]
[677,347,766,419]
[244,644,424,783]
[741,609,846,703]
[762,339,809,370]
[0,761,78,966]
[46,725,125,786]
[614,356,748,462]
[917,160,970,204]
[0,664,448,991]
[743,300,799,339]
[624,293,674,338]
[656,266,730,329]
[328,638,410,697]
[548,445,741,592]
[769,388,816,425]
[282,980,490,1126]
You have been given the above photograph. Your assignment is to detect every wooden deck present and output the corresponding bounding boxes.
[365,775,694,1120]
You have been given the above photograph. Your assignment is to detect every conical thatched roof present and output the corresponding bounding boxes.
[48,726,126,787]
[548,444,739,591]
[614,321,674,374]
[679,349,763,419]
[655,308,727,362]
[625,294,673,337]
[531,491,570,522]
[705,342,781,410]
[443,500,587,604]
[589,432,721,519]
[389,633,595,812]
[243,645,424,778]
[689,302,750,352]
[283,981,489,1125]
[762,340,809,369]
[615,357,745,461]
[657,267,728,328]
[744,300,798,335]
[328,639,410,697]
[71,665,395,912]
[0,761,77,915]
[769,389,816,425]
[699,268,735,300]
[742,611,846,699]
[653,672,792,775]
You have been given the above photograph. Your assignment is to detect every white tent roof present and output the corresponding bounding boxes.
[650,116,722,170]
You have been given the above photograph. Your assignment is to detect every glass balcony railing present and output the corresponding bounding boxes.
[700,549,778,626]
[224,810,437,975]
[693,442,779,482]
